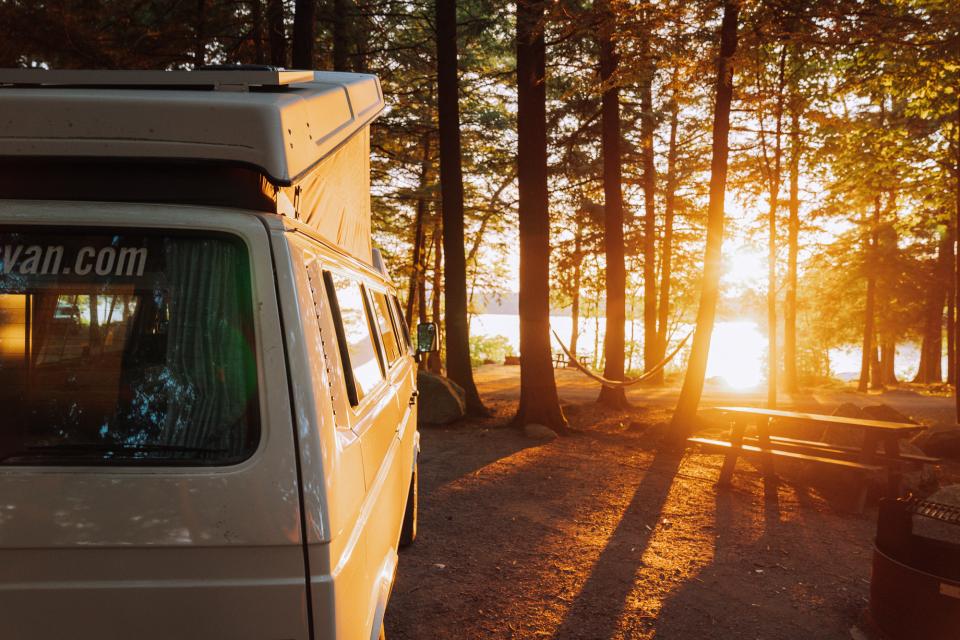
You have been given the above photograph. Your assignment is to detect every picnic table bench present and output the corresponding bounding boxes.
[689,406,939,512]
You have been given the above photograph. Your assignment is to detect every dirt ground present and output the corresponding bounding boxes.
[383,384,929,640]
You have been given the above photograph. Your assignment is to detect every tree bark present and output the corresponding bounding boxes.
[251,0,265,64]
[570,217,584,357]
[783,104,801,393]
[955,94,960,419]
[292,0,316,68]
[194,0,207,67]
[267,0,287,67]
[332,0,349,71]
[640,40,658,384]
[669,0,740,440]
[436,0,486,415]
[949,221,957,385]
[406,132,432,332]
[913,230,947,383]
[763,47,786,408]
[597,1,628,408]
[654,95,679,385]
[428,218,443,374]
[858,198,880,392]
[514,0,567,433]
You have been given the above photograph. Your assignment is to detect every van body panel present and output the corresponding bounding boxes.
[276,218,417,640]
[0,201,309,639]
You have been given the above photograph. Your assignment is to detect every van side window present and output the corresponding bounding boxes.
[323,271,384,404]
[370,291,402,365]
[391,294,413,352]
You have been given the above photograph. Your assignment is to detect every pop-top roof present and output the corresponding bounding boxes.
[0,68,385,185]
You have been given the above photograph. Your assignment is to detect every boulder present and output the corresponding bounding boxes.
[417,370,466,426]
[861,404,916,424]
[822,403,866,448]
[504,355,520,366]
[822,403,917,449]
[913,425,960,461]
[523,423,558,441]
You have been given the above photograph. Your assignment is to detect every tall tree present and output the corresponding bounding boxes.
[858,197,881,392]
[638,19,659,384]
[436,0,486,415]
[783,102,801,393]
[267,0,287,66]
[597,1,628,408]
[670,0,740,439]
[515,0,567,433]
[291,0,316,68]
[655,94,680,383]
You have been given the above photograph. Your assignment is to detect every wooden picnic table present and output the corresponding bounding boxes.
[689,406,938,512]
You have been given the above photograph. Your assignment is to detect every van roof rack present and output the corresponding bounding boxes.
[0,68,315,91]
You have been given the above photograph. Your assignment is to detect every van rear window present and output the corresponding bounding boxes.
[0,228,259,466]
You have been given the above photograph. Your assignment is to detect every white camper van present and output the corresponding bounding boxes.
[0,68,428,640]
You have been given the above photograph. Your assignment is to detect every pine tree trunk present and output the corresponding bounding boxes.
[948,228,956,384]
[640,44,659,384]
[427,220,444,374]
[291,0,316,68]
[914,230,947,383]
[267,0,287,66]
[670,0,740,439]
[332,0,349,71]
[955,95,960,418]
[859,199,880,392]
[514,0,567,432]
[597,2,628,408]
[406,132,432,331]
[437,0,486,415]
[570,220,583,357]
[765,48,786,409]
[654,96,679,385]
[194,0,207,67]
[783,105,801,393]
[251,0,265,64]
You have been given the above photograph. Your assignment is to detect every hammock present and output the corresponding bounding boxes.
[550,328,693,389]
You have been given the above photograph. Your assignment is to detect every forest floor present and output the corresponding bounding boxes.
[384,366,960,640]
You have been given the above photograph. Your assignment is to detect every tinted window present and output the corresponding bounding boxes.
[371,291,402,365]
[327,273,384,401]
[0,228,259,466]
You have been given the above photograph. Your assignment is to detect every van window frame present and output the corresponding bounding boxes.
[0,225,263,468]
[390,294,414,353]
[322,269,388,408]
[367,286,404,369]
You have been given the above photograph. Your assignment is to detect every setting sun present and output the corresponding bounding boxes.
[705,321,765,389]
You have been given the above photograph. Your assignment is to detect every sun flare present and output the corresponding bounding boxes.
[705,321,766,389]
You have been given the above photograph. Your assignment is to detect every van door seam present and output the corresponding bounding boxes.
[259,217,315,640]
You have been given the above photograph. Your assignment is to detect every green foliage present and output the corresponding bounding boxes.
[469,334,515,367]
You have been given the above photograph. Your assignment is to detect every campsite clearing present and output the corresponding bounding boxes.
[385,367,959,639]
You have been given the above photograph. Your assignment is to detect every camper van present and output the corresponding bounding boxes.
[0,68,426,640]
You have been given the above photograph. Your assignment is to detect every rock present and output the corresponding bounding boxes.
[861,404,916,424]
[503,355,520,366]
[913,485,960,544]
[523,423,558,441]
[913,425,960,461]
[822,403,865,448]
[822,404,917,449]
[417,370,466,425]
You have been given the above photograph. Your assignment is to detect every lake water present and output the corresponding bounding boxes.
[469,313,924,388]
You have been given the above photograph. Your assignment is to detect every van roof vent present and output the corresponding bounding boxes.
[0,68,315,91]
